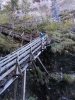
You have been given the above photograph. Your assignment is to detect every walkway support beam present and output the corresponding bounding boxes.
[22,70,26,100]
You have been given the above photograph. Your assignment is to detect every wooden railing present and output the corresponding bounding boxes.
[0,34,51,95]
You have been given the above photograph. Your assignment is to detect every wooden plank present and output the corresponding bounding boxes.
[0,34,48,62]
[1,59,16,73]
[32,45,41,54]
[22,70,26,100]
[34,51,41,60]
[0,41,41,73]
[13,79,18,100]
[0,45,41,81]
[0,37,41,63]
[21,64,28,72]
[1,44,41,79]
[0,49,30,69]
[0,34,50,96]
[0,41,46,74]
[0,66,15,80]
[19,55,30,64]
[0,77,18,95]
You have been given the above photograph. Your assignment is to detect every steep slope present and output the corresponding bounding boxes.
[57,0,75,11]
[29,0,75,18]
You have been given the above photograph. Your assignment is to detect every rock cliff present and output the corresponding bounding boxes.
[28,0,75,18]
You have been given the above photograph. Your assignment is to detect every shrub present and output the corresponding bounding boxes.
[0,14,8,25]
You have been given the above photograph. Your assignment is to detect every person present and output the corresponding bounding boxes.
[40,33,45,37]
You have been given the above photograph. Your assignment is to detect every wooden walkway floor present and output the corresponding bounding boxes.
[0,34,51,100]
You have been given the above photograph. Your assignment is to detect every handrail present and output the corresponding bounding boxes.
[0,34,51,95]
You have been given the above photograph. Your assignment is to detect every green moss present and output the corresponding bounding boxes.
[0,34,20,53]
[51,73,61,81]
[23,15,33,21]
[0,14,8,25]
[28,97,35,100]
[49,29,75,53]
[63,74,75,84]
[72,46,75,52]
[35,67,44,84]
[51,43,64,53]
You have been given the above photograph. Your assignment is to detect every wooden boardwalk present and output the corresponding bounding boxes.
[0,34,51,100]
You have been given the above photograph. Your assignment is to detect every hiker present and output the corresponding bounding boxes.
[40,33,45,37]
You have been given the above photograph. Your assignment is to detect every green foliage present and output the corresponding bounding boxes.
[41,20,74,53]
[64,19,71,28]
[4,2,12,11]
[14,24,21,30]
[71,46,75,52]
[11,0,18,5]
[51,43,63,53]
[36,67,43,80]
[4,0,18,12]
[0,14,8,25]
[37,21,58,32]
[23,15,33,21]
[45,22,58,31]
[51,73,60,80]
[63,32,75,40]
[28,97,35,100]
[36,67,44,84]
[0,34,20,53]
[63,74,75,84]
[50,31,75,53]
[37,19,71,34]
[11,0,18,10]
[21,0,30,15]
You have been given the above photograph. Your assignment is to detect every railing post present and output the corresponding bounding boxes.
[21,32,24,46]
[41,36,46,51]
[22,70,26,100]
[16,54,22,75]
[46,35,51,46]
[13,55,20,100]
